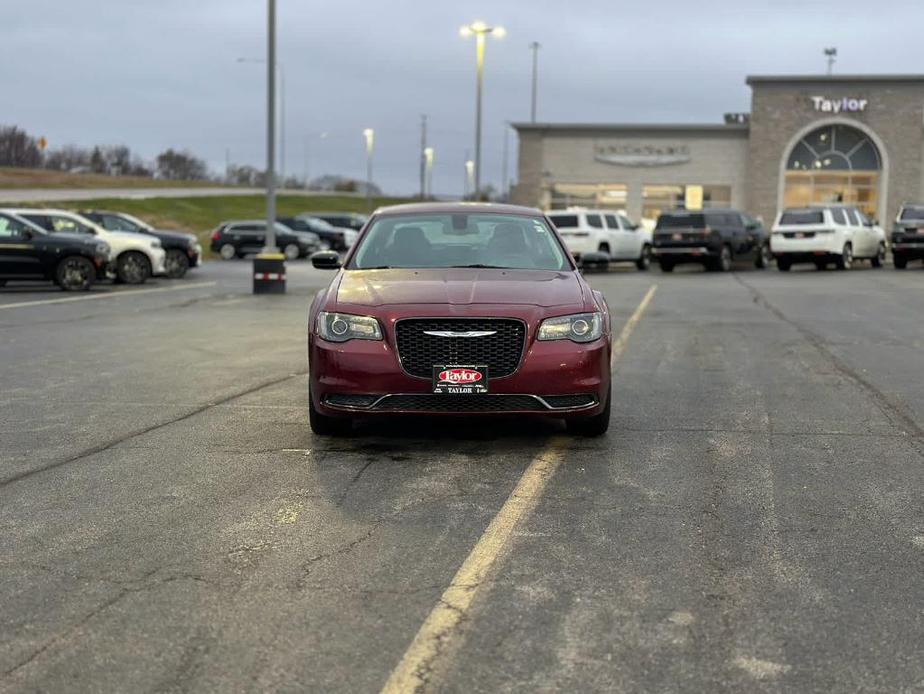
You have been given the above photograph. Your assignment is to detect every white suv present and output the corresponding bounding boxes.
[547,208,653,270]
[7,209,167,284]
[771,205,886,271]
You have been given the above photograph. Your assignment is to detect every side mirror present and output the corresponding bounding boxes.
[311,250,341,269]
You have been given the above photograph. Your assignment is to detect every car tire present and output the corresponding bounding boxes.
[835,243,853,271]
[870,243,886,268]
[55,256,95,292]
[709,245,732,272]
[566,384,611,437]
[116,251,151,285]
[219,243,237,260]
[777,257,792,272]
[754,243,772,269]
[308,389,353,436]
[659,260,675,273]
[598,243,611,259]
[164,249,190,279]
[894,253,908,269]
[636,244,652,271]
[283,243,301,260]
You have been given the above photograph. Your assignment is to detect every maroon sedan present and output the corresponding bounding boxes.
[307,203,612,436]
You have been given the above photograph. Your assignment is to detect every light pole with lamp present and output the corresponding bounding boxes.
[423,147,434,199]
[464,159,475,199]
[363,128,374,211]
[238,56,286,186]
[460,21,505,199]
[251,0,285,294]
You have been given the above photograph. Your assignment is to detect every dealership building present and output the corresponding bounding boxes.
[511,74,924,228]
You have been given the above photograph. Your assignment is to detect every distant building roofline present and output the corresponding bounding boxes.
[511,122,749,133]
[747,74,924,85]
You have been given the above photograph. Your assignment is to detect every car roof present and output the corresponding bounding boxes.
[373,202,543,217]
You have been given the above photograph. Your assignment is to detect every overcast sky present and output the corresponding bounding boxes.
[5,0,922,196]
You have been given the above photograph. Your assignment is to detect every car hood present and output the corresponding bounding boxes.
[335,269,586,308]
[152,229,197,244]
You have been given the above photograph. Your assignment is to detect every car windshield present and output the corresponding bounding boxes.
[657,213,706,229]
[779,210,824,225]
[900,206,924,221]
[548,214,579,229]
[350,213,569,270]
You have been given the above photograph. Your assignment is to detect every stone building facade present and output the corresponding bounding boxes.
[511,74,924,228]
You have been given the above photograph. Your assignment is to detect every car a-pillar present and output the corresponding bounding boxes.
[253,251,286,294]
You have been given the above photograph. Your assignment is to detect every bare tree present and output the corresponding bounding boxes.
[155,148,208,180]
[0,126,42,167]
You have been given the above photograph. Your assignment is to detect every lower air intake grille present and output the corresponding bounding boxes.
[375,394,545,413]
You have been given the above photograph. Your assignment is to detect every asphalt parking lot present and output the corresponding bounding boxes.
[3,259,924,693]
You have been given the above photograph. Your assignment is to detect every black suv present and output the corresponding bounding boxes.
[0,211,111,291]
[652,209,771,272]
[309,211,367,231]
[209,220,320,260]
[278,216,348,251]
[81,210,201,279]
[892,203,924,269]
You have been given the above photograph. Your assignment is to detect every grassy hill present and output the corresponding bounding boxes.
[17,194,407,256]
[0,167,226,190]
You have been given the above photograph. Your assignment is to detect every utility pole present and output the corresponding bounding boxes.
[824,47,837,76]
[530,41,541,122]
[419,114,428,199]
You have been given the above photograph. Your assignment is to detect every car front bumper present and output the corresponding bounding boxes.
[151,248,167,276]
[309,333,610,418]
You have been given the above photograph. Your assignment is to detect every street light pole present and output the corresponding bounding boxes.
[530,41,540,123]
[237,57,285,187]
[363,128,374,211]
[264,0,277,253]
[461,21,505,200]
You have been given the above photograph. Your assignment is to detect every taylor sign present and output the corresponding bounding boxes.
[810,96,868,114]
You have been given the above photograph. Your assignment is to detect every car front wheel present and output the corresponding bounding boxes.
[164,249,190,278]
[56,256,95,291]
[870,242,886,268]
[116,252,151,284]
[566,384,611,437]
[755,243,772,269]
[636,244,652,271]
[308,389,353,436]
[835,243,853,271]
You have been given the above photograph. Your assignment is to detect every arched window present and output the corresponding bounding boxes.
[786,124,881,172]
[783,124,882,218]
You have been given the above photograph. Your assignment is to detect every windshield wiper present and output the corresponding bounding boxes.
[448,264,510,269]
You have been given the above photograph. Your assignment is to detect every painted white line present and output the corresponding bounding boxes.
[0,281,218,310]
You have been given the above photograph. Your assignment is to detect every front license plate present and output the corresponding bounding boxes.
[432,365,489,394]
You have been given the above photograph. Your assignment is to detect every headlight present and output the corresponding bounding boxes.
[317,312,383,342]
[537,312,603,343]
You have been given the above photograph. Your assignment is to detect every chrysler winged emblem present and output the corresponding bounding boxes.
[422,330,497,338]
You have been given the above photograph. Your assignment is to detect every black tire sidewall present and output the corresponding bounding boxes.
[117,252,151,284]
[56,256,95,291]
[165,249,190,278]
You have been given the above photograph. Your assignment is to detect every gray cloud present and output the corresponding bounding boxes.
[4,0,921,195]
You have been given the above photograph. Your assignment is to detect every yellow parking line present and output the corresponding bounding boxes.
[380,284,658,694]
[0,281,218,310]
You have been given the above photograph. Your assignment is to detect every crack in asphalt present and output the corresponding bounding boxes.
[0,371,308,490]
[733,273,924,453]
